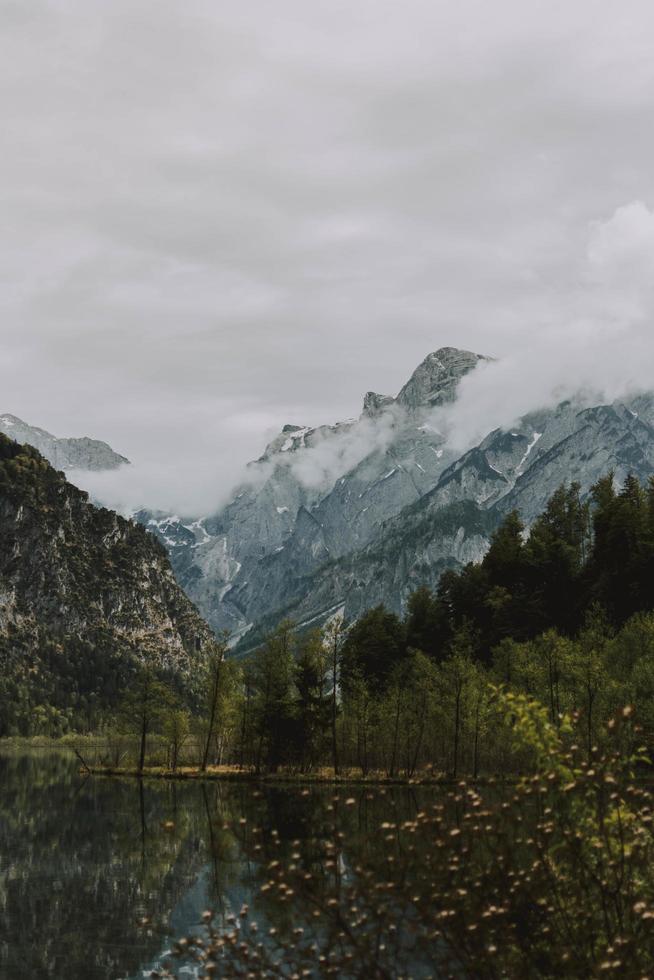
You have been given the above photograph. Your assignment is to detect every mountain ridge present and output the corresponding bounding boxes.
[140,347,654,650]
[8,347,654,656]
[0,414,129,472]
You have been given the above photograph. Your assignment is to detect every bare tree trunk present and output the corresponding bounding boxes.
[408,697,427,778]
[472,695,481,780]
[202,655,223,772]
[388,688,402,778]
[138,711,147,774]
[331,635,340,776]
[548,656,557,727]
[453,686,461,780]
[238,681,250,770]
[587,684,595,762]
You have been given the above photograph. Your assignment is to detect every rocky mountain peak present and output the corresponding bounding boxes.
[396,347,488,411]
[362,391,394,418]
[262,424,311,459]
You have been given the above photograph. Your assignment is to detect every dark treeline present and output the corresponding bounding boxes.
[428,472,654,659]
[10,472,654,781]
[216,472,654,778]
[71,472,654,780]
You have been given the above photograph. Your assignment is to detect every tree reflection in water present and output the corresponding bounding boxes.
[0,749,436,980]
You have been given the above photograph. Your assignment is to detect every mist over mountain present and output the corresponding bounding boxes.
[8,338,654,650]
[126,345,654,648]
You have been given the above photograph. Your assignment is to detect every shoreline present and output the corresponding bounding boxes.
[81,764,455,786]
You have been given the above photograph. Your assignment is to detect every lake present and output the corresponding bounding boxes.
[0,749,436,980]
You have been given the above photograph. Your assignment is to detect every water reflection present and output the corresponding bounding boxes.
[0,750,436,980]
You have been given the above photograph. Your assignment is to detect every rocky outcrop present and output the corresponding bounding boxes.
[395,348,488,411]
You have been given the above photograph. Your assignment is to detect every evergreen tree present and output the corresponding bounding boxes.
[340,605,406,694]
[525,482,589,634]
[251,620,297,774]
[294,630,331,772]
[405,586,444,660]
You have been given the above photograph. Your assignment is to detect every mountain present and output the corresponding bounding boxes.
[245,400,654,643]
[0,434,212,734]
[139,348,491,639]
[139,347,654,651]
[0,414,129,471]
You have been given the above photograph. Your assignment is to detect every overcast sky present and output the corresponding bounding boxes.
[3,0,654,513]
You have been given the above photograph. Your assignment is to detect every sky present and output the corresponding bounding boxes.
[3,0,654,513]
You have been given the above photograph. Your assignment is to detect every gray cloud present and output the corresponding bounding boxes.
[3,1,654,513]
[433,202,654,452]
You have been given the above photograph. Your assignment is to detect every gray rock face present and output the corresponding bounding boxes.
[0,434,213,722]
[362,392,394,418]
[0,414,129,471]
[138,348,492,639]
[138,347,654,649]
[396,348,488,411]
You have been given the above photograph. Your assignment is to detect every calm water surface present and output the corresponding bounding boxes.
[0,750,434,980]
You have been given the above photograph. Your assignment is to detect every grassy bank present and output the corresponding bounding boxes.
[80,762,455,785]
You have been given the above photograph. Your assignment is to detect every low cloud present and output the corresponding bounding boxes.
[73,201,654,515]
[69,400,407,514]
[5,1,654,514]
[433,202,654,452]
[282,408,402,491]
[67,456,245,518]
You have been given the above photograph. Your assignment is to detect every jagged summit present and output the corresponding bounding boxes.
[262,424,308,456]
[0,413,129,471]
[257,347,486,461]
[396,347,488,411]
[362,391,394,418]
[142,344,493,637]
[361,347,487,417]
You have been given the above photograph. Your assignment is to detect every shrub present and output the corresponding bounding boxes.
[156,695,654,979]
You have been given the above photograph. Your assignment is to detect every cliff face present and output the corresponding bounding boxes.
[0,435,212,733]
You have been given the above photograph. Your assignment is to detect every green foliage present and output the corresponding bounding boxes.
[340,604,406,693]
[250,620,298,774]
[162,703,654,979]
[405,584,443,658]
[294,630,331,772]
[11,469,654,784]
[429,473,654,661]
[163,710,190,770]
[198,638,240,769]
[118,666,177,771]
[216,473,654,777]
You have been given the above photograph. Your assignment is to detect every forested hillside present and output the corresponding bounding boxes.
[0,435,212,736]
